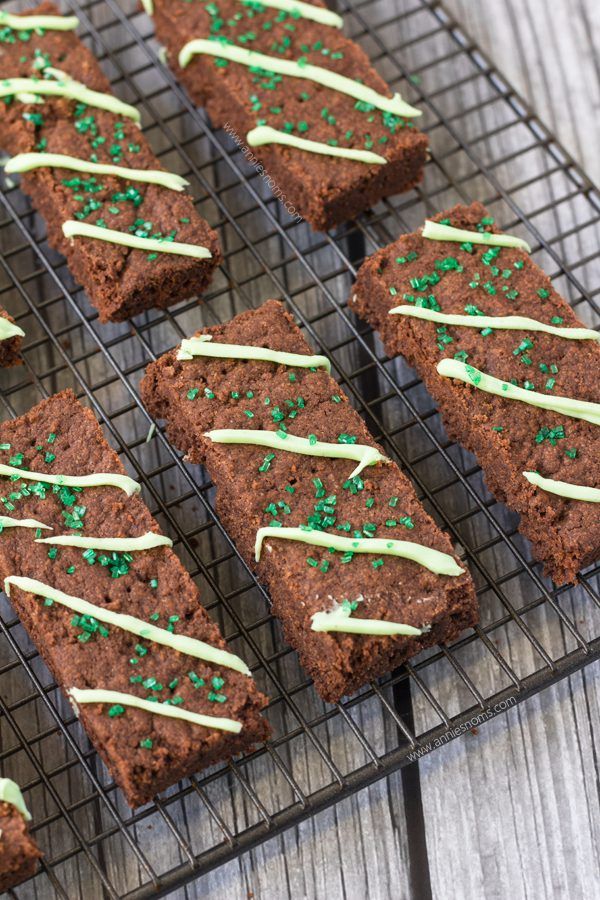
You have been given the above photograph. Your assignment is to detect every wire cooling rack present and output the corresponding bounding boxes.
[0,0,599,895]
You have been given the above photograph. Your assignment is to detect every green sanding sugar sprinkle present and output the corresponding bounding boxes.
[188,671,205,688]
[535,425,565,446]
[258,452,275,473]
[396,251,418,264]
[71,614,109,641]
[343,475,364,494]
[108,705,125,718]
[186,388,199,400]
[208,691,227,703]
[140,739,153,749]
[342,598,360,612]
[565,448,578,459]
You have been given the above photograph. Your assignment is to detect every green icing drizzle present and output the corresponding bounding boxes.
[5,576,251,676]
[247,125,387,165]
[68,687,243,733]
[0,11,79,31]
[311,603,429,636]
[36,532,172,552]
[6,153,189,192]
[0,463,140,496]
[254,526,464,575]
[0,778,32,822]
[178,40,421,117]
[0,317,24,342]
[523,471,600,503]
[422,220,531,253]
[0,515,51,531]
[177,334,331,372]
[62,221,212,260]
[240,0,343,27]
[0,78,140,124]
[437,359,600,427]
[389,306,599,342]
[205,429,388,479]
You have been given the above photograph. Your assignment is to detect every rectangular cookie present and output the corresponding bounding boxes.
[350,201,600,584]
[143,0,428,231]
[141,300,477,703]
[0,3,221,322]
[0,782,41,892]
[0,391,269,808]
[0,307,24,367]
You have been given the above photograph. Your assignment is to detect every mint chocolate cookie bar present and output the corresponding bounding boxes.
[0,307,24,367]
[350,201,600,584]
[141,301,477,702]
[142,0,428,230]
[0,780,41,892]
[0,3,220,322]
[0,391,269,807]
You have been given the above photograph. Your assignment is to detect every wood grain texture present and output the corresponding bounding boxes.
[442,0,600,186]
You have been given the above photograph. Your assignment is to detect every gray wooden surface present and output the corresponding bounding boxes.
[182,3,600,899]
[0,2,598,899]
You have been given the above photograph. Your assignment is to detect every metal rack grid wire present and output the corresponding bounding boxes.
[0,0,599,895]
